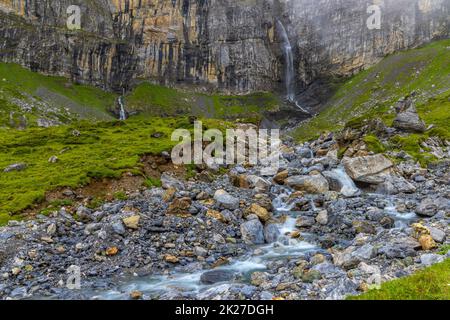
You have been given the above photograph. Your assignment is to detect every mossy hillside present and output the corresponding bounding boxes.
[348,259,450,300]
[294,39,450,142]
[126,82,280,122]
[0,118,232,225]
[0,63,116,126]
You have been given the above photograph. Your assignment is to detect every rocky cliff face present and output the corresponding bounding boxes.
[0,0,448,96]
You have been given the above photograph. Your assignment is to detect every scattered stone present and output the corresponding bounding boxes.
[106,247,119,256]
[353,220,376,235]
[428,227,446,243]
[296,216,315,228]
[273,170,288,184]
[415,198,438,217]
[167,197,192,216]
[122,215,140,229]
[420,253,444,266]
[206,209,226,223]
[162,187,176,202]
[164,255,179,263]
[285,175,329,194]
[46,223,57,235]
[214,190,239,210]
[315,210,328,225]
[418,234,436,250]
[48,156,59,163]
[246,203,271,222]
[3,163,27,172]
[112,221,126,235]
[130,291,143,300]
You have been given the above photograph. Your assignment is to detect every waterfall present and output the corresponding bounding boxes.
[276,20,310,114]
[276,20,295,102]
[118,96,127,121]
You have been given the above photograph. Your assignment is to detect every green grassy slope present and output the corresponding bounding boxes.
[348,258,450,300]
[294,39,450,141]
[126,82,280,123]
[0,63,116,127]
[0,118,230,224]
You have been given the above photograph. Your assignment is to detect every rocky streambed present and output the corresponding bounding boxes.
[0,127,449,300]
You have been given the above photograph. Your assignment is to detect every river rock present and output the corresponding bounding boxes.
[246,204,271,222]
[206,209,227,223]
[273,170,288,184]
[376,175,416,194]
[352,244,377,261]
[415,197,447,217]
[296,216,315,228]
[428,227,446,243]
[285,175,329,194]
[200,270,235,285]
[240,220,265,245]
[342,154,393,184]
[214,190,239,210]
[246,175,271,192]
[315,210,328,225]
[264,223,280,243]
[420,253,444,266]
[418,234,436,250]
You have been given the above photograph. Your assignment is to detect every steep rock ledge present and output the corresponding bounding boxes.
[0,0,448,96]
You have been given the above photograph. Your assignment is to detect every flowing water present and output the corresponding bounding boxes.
[276,20,310,114]
[79,179,418,299]
[325,167,360,197]
[88,187,320,300]
[118,96,127,121]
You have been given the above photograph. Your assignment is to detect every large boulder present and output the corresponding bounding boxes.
[285,174,329,194]
[342,154,393,184]
[415,197,449,217]
[214,190,239,210]
[376,174,416,194]
[240,219,265,245]
[392,95,426,133]
[264,223,280,243]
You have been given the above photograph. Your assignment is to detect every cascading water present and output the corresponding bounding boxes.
[118,96,127,121]
[85,188,319,300]
[276,20,310,114]
[324,167,360,197]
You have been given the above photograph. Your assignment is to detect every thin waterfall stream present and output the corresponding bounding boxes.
[276,20,310,114]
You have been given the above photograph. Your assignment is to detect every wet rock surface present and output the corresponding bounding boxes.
[0,128,449,300]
